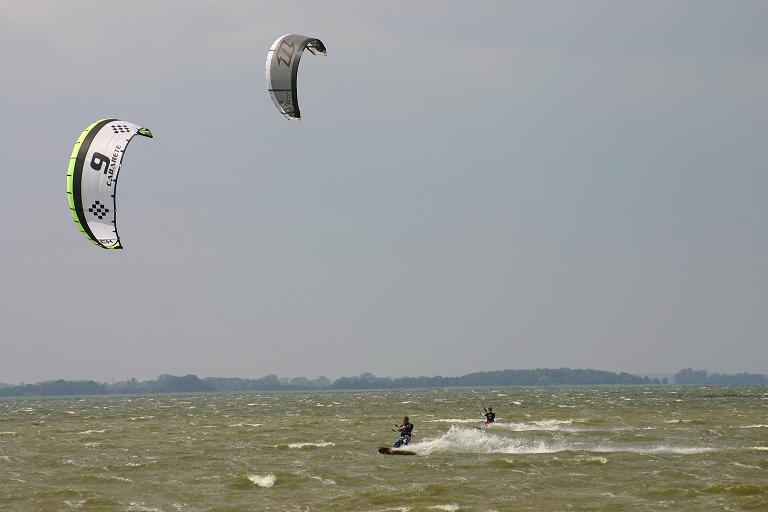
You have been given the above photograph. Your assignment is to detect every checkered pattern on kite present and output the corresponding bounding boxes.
[88,201,110,220]
[111,124,131,134]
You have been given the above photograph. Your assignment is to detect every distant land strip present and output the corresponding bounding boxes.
[0,368,766,397]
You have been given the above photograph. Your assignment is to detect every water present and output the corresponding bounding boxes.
[1,387,766,511]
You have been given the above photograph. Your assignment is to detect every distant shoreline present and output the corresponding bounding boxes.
[1,368,765,398]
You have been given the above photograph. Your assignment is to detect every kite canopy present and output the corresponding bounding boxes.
[66,119,152,249]
[266,34,326,119]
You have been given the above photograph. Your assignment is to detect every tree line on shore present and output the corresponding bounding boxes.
[0,368,765,397]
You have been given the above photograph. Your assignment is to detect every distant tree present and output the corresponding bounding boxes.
[674,369,766,386]
[674,368,709,385]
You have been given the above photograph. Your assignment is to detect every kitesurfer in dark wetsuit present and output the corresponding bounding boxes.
[393,416,414,447]
[483,407,496,424]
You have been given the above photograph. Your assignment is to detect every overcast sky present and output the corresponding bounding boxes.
[1,1,766,383]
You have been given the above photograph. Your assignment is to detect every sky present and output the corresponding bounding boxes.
[0,1,766,383]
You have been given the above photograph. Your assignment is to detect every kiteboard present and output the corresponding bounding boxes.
[378,447,416,456]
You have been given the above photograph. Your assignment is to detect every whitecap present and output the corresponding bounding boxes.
[309,475,336,485]
[99,475,133,483]
[247,473,276,487]
[0,432,17,436]
[286,441,334,449]
[740,424,768,429]
[487,422,560,432]
[580,456,608,464]
[424,419,482,424]
[127,502,163,512]
[429,505,460,511]
[78,429,106,435]
[591,445,714,455]
[732,462,761,469]
[487,419,585,432]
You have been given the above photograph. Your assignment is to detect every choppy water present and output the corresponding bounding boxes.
[1,387,766,511]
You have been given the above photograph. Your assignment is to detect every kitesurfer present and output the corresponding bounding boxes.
[392,416,414,447]
[483,407,496,424]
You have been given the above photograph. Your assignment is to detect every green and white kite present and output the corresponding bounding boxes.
[66,119,152,249]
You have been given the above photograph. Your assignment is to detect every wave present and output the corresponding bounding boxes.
[127,502,163,511]
[84,474,133,484]
[578,456,608,464]
[425,418,590,431]
[663,419,705,425]
[609,445,714,454]
[309,475,337,485]
[732,462,761,470]
[78,429,106,435]
[703,483,766,496]
[247,474,276,487]
[283,441,335,449]
[424,419,482,424]
[405,426,714,456]
[487,419,585,432]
